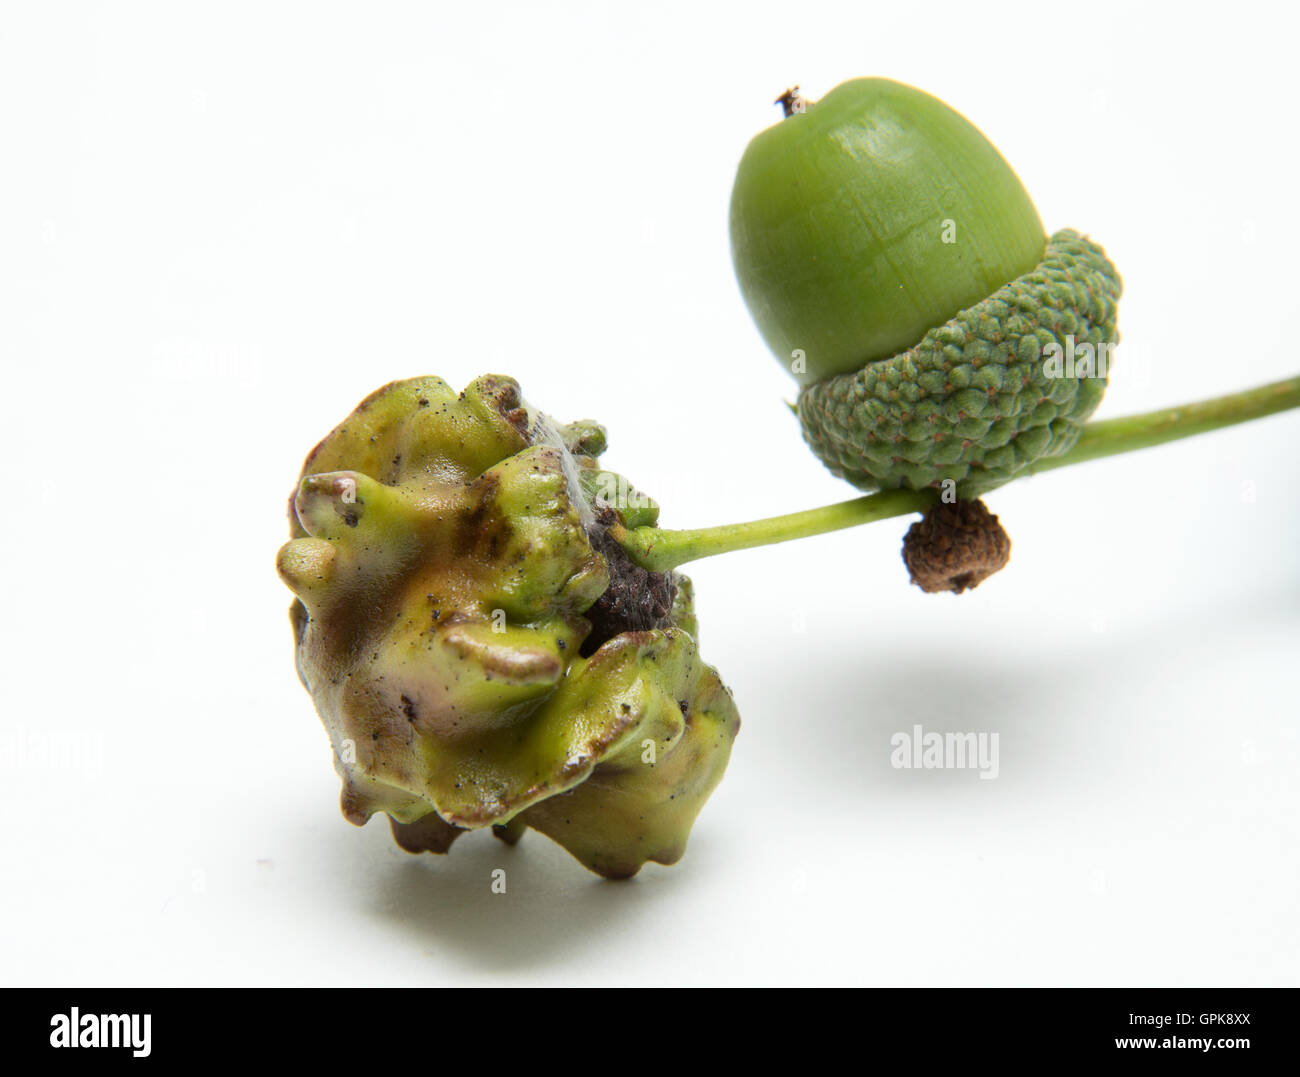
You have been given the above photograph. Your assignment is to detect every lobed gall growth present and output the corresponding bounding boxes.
[277,375,740,879]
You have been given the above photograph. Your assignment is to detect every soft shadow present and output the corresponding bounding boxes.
[344,823,695,972]
[768,576,1300,791]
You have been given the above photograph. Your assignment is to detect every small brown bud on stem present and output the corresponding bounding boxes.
[902,498,1011,594]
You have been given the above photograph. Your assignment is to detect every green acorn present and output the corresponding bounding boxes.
[276,375,740,879]
[730,79,1122,495]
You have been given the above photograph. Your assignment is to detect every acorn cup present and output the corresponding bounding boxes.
[730,79,1122,498]
[276,375,740,879]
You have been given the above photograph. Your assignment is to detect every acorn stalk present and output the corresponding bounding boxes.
[608,375,1300,575]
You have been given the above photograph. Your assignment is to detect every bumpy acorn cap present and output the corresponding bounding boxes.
[798,230,1121,495]
[902,498,1011,594]
[276,375,740,879]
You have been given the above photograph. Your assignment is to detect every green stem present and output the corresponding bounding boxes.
[615,375,1300,574]
[1032,375,1300,472]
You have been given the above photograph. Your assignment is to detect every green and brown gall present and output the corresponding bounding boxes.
[276,375,739,879]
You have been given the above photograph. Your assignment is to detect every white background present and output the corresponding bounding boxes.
[2,1,1297,986]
